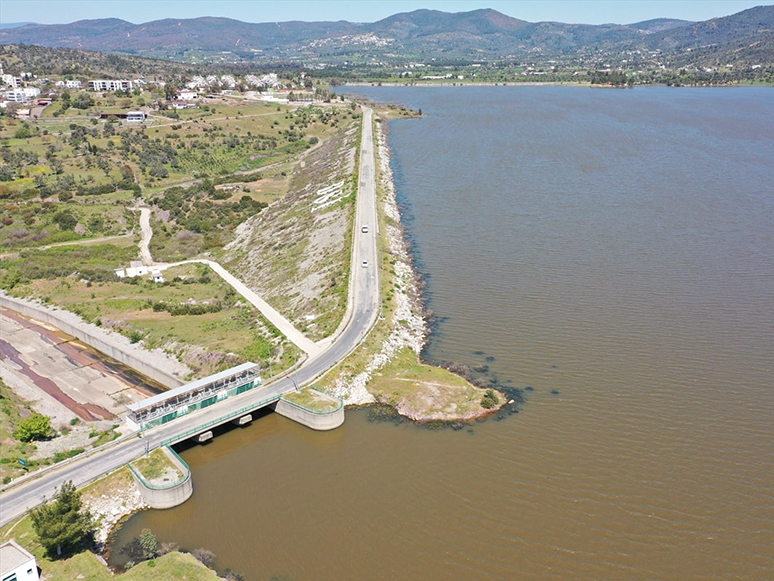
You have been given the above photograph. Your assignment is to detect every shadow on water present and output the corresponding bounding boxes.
[171,405,276,454]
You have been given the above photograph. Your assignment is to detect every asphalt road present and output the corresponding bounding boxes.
[0,106,381,527]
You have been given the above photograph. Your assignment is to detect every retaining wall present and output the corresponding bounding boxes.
[129,446,193,509]
[272,394,345,431]
[0,293,184,388]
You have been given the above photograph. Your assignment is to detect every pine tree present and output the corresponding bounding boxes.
[30,481,93,558]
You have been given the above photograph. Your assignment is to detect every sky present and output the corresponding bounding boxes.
[2,0,773,26]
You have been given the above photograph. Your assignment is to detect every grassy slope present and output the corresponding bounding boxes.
[0,466,220,581]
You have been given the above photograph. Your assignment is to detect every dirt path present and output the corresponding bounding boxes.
[138,207,154,265]
[157,259,321,357]
[133,203,319,356]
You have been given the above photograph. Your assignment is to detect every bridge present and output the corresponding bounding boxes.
[0,106,380,527]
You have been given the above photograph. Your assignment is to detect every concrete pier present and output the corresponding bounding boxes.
[129,446,193,509]
[195,431,213,443]
[272,393,345,431]
[232,414,253,426]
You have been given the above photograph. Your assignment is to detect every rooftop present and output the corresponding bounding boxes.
[0,539,35,574]
[127,362,259,412]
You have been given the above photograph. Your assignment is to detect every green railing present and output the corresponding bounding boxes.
[129,445,191,491]
[159,394,281,447]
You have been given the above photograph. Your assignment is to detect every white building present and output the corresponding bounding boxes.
[114,261,149,278]
[126,111,146,122]
[4,88,40,103]
[177,90,199,100]
[88,79,134,91]
[0,539,40,581]
[55,79,82,89]
[1,73,20,88]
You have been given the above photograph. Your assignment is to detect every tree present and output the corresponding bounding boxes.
[30,481,93,558]
[164,82,178,101]
[13,413,52,442]
[71,92,94,110]
[14,124,33,139]
[192,548,216,567]
[53,210,78,230]
[139,528,158,560]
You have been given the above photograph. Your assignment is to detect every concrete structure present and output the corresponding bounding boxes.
[0,292,184,389]
[126,363,261,430]
[232,414,252,426]
[0,539,39,581]
[273,394,344,431]
[4,88,40,103]
[1,75,21,88]
[114,260,149,278]
[88,79,134,92]
[129,446,193,509]
[55,80,82,89]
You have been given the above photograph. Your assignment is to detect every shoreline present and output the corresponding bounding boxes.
[329,111,505,422]
[341,81,773,89]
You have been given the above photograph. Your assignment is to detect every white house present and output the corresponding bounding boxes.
[126,111,146,122]
[0,539,40,581]
[177,90,199,100]
[88,79,134,91]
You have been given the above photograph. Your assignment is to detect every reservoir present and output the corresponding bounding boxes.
[111,87,774,580]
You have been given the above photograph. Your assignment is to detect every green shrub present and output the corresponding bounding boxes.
[481,389,500,410]
[13,413,52,442]
[53,448,85,463]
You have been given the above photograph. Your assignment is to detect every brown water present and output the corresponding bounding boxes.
[111,87,774,580]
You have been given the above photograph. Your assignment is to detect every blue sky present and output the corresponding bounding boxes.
[2,0,772,26]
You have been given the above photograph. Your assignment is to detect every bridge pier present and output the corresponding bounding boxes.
[231,414,252,426]
[195,431,213,444]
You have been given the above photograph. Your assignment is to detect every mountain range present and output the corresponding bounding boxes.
[1,6,773,67]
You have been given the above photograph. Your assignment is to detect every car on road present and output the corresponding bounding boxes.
[361,225,369,233]
[361,260,368,268]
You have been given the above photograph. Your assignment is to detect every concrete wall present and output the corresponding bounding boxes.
[130,446,193,509]
[272,396,345,431]
[0,293,184,388]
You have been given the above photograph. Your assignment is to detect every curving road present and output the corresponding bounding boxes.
[0,106,380,527]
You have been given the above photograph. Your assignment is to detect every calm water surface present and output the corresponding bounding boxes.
[112,87,774,580]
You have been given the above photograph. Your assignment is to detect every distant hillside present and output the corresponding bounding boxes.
[627,19,694,33]
[0,44,213,78]
[1,6,772,67]
[0,22,36,30]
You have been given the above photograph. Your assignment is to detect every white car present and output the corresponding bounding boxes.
[361,225,369,233]
[361,260,368,268]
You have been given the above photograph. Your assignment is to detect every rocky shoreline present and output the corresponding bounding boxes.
[329,118,428,406]
[329,115,504,421]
